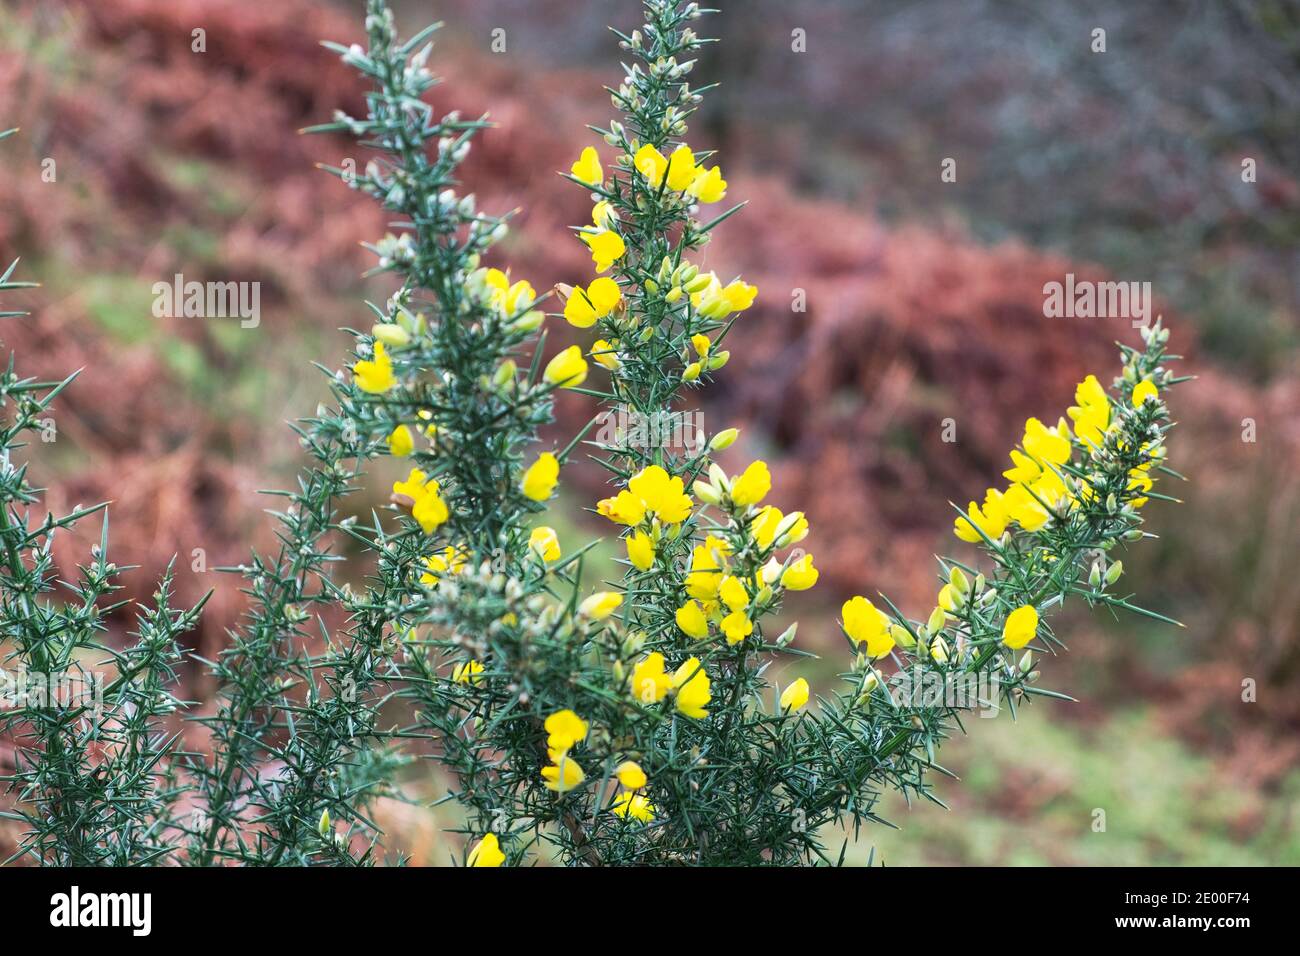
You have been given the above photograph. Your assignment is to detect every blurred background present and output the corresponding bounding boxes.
[1,0,1297,864]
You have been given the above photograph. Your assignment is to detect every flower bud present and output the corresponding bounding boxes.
[493,359,516,388]
[1089,562,1102,588]
[761,557,782,585]
[371,323,410,347]
[510,309,545,333]
[692,479,721,505]
[948,565,971,595]
[930,636,949,665]
[709,427,739,451]
[889,623,916,649]
[684,273,712,294]
[775,622,798,647]
[1018,650,1034,673]
[682,361,702,382]
[927,606,947,635]
[707,351,730,370]
[1104,560,1124,585]
[708,463,730,490]
[318,809,332,837]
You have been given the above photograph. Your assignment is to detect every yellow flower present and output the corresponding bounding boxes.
[393,467,447,534]
[626,530,655,571]
[630,652,672,704]
[529,526,561,562]
[412,490,449,534]
[1003,449,1042,484]
[781,554,819,591]
[570,146,602,187]
[563,276,622,327]
[675,600,710,640]
[780,677,810,712]
[582,229,626,272]
[692,274,757,319]
[612,791,655,822]
[720,610,753,645]
[751,506,784,549]
[544,709,589,754]
[842,596,895,659]
[592,200,618,229]
[672,656,711,719]
[954,488,1008,543]
[1002,604,1039,649]
[721,279,756,311]
[393,467,434,501]
[628,464,694,523]
[544,346,589,388]
[597,489,647,526]
[579,591,623,620]
[387,424,414,457]
[684,535,728,600]
[1001,483,1050,533]
[421,546,466,585]
[730,460,771,507]
[591,339,620,370]
[1068,375,1111,448]
[633,143,668,185]
[522,452,559,501]
[615,760,647,790]
[353,341,397,394]
[467,832,505,867]
[452,659,485,684]
[484,268,535,316]
[1023,417,1072,466]
[665,144,699,191]
[1132,380,1158,406]
[719,574,750,612]
[688,165,727,203]
[541,755,585,793]
[600,466,693,528]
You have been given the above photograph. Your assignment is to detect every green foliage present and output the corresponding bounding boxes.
[0,3,1184,867]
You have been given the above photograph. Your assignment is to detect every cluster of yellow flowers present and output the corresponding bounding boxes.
[596,463,694,573]
[571,142,726,207]
[536,708,656,821]
[611,760,654,822]
[541,709,589,793]
[671,460,817,646]
[559,144,757,388]
[954,375,1162,542]
[629,652,711,719]
[392,467,449,534]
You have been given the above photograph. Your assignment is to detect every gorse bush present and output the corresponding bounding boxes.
[0,3,1184,866]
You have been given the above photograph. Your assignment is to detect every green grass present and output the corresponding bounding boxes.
[841,707,1300,866]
